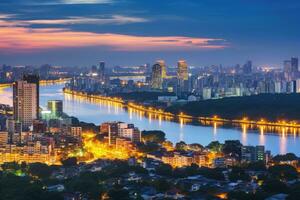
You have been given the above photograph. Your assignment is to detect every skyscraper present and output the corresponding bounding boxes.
[156,60,167,79]
[242,60,252,74]
[47,100,63,118]
[284,60,292,81]
[151,61,165,89]
[98,61,105,82]
[23,74,39,119]
[108,122,119,146]
[13,76,39,130]
[291,57,299,73]
[177,60,188,81]
[177,60,188,94]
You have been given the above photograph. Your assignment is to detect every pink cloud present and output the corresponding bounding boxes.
[0,21,228,53]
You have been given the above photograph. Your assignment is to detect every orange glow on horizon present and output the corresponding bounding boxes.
[0,20,227,52]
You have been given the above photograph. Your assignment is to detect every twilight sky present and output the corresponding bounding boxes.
[0,0,299,67]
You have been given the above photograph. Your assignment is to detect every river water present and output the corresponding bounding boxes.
[1,84,300,156]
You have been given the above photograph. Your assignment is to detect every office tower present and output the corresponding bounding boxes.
[284,60,292,81]
[156,60,167,79]
[91,65,97,74]
[23,74,39,119]
[242,145,266,163]
[98,61,105,81]
[177,60,188,81]
[70,126,82,138]
[13,77,39,130]
[241,146,255,162]
[291,57,298,73]
[33,120,47,134]
[108,122,119,146]
[151,63,163,89]
[255,146,265,162]
[242,60,252,74]
[177,60,188,93]
[0,132,8,145]
[202,87,212,100]
[274,81,282,93]
[47,100,63,118]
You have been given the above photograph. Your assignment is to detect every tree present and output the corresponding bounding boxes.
[107,187,130,200]
[222,140,242,157]
[206,141,223,153]
[228,167,250,182]
[155,164,173,177]
[137,142,160,153]
[61,157,77,167]
[175,141,188,151]
[188,143,203,152]
[227,191,252,200]
[262,179,288,193]
[268,164,298,181]
[28,163,53,179]
[273,153,298,163]
[66,172,103,199]
[246,161,266,171]
[152,179,172,192]
[0,173,64,200]
[1,162,20,172]
[141,130,166,143]
[198,167,225,181]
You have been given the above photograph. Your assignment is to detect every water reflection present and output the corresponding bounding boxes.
[2,84,300,156]
[259,125,265,146]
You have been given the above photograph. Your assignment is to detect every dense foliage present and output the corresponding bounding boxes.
[166,93,300,121]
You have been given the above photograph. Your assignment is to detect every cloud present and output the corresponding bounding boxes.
[0,0,114,5]
[16,15,149,25]
[61,0,113,4]
[0,14,228,52]
[0,27,227,52]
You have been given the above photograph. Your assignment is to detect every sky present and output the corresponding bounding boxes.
[0,0,299,68]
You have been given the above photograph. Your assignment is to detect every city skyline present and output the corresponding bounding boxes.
[0,0,299,67]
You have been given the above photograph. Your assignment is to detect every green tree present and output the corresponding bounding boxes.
[206,141,223,153]
[155,164,173,177]
[141,130,166,143]
[175,141,188,151]
[152,178,172,192]
[262,179,288,193]
[228,167,250,182]
[28,163,53,179]
[61,157,77,167]
[268,164,298,181]
[107,186,130,200]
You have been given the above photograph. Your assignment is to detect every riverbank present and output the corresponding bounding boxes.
[63,88,300,131]
[0,78,71,88]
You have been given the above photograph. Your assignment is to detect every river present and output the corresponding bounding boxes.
[1,83,300,156]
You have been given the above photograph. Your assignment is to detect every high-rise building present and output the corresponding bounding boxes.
[13,76,39,130]
[241,145,265,163]
[0,132,8,145]
[47,100,63,118]
[242,60,252,74]
[284,58,298,81]
[151,63,163,89]
[108,122,119,146]
[202,87,212,100]
[284,60,292,81]
[296,79,300,93]
[177,60,188,81]
[23,74,39,119]
[291,57,298,73]
[98,61,105,81]
[177,60,188,94]
[156,60,166,79]
[255,146,265,162]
